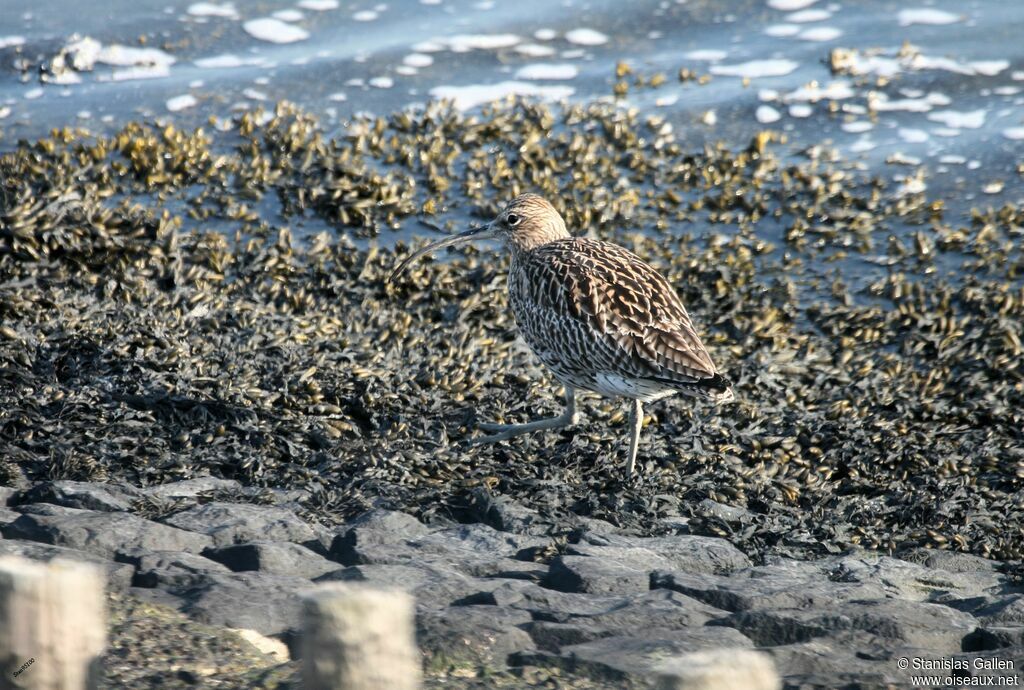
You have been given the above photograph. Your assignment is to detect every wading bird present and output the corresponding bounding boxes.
[389,194,733,474]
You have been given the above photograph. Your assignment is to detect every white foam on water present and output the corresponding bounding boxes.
[445,34,521,51]
[842,121,873,133]
[898,127,929,143]
[759,89,780,101]
[403,53,433,67]
[243,88,268,100]
[514,63,578,80]
[0,106,11,119]
[298,0,339,9]
[187,2,237,18]
[562,49,585,59]
[369,76,394,88]
[932,127,961,137]
[784,79,853,102]
[787,8,830,21]
[967,160,981,169]
[764,24,800,37]
[534,29,557,41]
[429,81,573,110]
[684,49,728,61]
[412,40,444,52]
[1014,71,1024,81]
[895,175,927,196]
[798,26,841,41]
[939,154,966,164]
[756,105,781,123]
[272,9,304,22]
[189,79,204,88]
[702,110,718,125]
[994,86,1021,96]
[195,54,264,68]
[927,92,952,106]
[656,94,679,107]
[1002,127,1024,140]
[0,36,26,49]
[420,0,441,4]
[983,181,1004,194]
[106,65,172,81]
[243,18,309,43]
[888,152,922,165]
[710,59,800,78]
[565,28,608,46]
[871,95,933,112]
[789,103,812,117]
[353,10,378,21]
[849,136,876,152]
[970,60,1010,76]
[166,94,198,111]
[24,87,43,100]
[898,8,961,26]
[516,44,555,57]
[327,91,347,101]
[767,0,818,10]
[77,110,92,119]
[927,109,986,129]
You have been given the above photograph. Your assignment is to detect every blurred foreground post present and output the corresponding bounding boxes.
[301,584,420,690]
[0,556,107,690]
[655,649,781,690]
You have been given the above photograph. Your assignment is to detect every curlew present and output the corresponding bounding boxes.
[389,194,734,474]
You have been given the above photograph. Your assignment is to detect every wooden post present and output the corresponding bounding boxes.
[301,585,420,690]
[0,556,107,690]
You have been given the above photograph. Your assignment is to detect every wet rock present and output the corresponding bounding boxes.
[163,502,321,551]
[178,571,311,636]
[714,598,977,651]
[13,480,140,512]
[202,541,337,579]
[464,488,545,534]
[116,549,232,588]
[544,554,649,595]
[0,538,135,589]
[2,504,212,558]
[417,605,534,670]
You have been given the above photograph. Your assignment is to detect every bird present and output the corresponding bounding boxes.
[388,193,734,475]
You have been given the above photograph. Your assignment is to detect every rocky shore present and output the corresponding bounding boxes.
[0,479,1021,688]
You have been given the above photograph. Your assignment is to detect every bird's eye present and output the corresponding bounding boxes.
[506,213,521,226]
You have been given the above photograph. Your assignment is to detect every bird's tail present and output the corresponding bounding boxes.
[691,372,735,405]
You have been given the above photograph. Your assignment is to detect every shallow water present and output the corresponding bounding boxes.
[1,0,1022,234]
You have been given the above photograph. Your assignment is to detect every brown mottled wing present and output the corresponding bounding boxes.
[515,237,721,389]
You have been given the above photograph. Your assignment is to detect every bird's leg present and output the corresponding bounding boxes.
[475,386,577,445]
[626,399,643,475]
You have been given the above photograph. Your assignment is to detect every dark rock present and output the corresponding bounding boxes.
[0,507,21,527]
[316,563,503,610]
[900,548,1003,574]
[116,549,231,588]
[764,639,899,688]
[0,538,135,589]
[13,480,140,512]
[526,621,609,652]
[544,555,649,595]
[973,595,1024,625]
[141,478,243,499]
[714,599,977,651]
[163,502,321,551]
[568,532,752,576]
[963,626,1024,651]
[519,627,753,684]
[577,589,726,633]
[826,552,1004,601]
[178,571,311,636]
[203,541,337,579]
[328,509,431,562]
[331,521,549,578]
[464,580,628,620]
[2,504,212,558]
[652,569,886,612]
[418,605,534,670]
[464,488,544,534]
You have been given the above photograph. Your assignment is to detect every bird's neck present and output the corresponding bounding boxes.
[506,223,571,256]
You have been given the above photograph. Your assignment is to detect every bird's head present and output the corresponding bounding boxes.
[388,194,570,282]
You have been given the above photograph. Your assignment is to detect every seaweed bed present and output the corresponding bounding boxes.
[1,98,1022,569]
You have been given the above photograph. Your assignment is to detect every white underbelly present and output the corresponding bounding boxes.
[590,372,677,402]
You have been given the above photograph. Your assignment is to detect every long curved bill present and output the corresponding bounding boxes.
[388,223,497,283]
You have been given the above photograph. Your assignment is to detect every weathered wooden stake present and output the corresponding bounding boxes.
[0,556,107,690]
[301,584,420,690]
